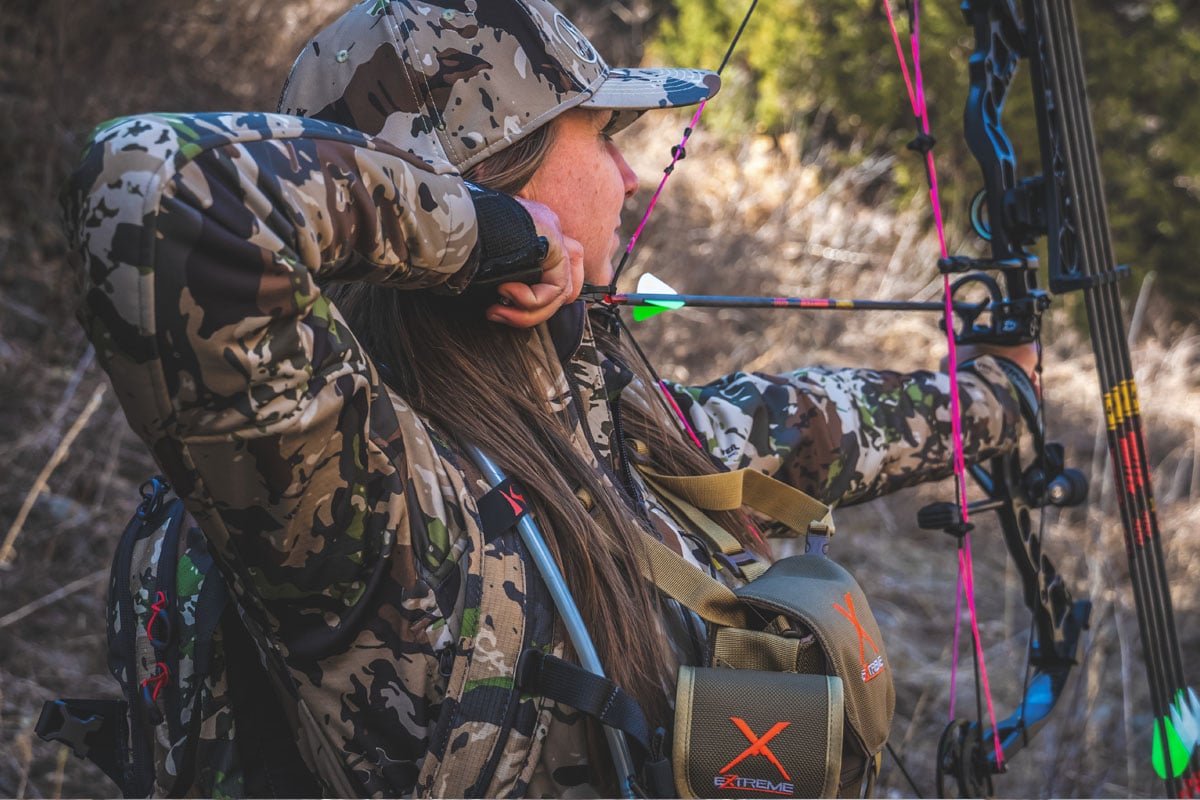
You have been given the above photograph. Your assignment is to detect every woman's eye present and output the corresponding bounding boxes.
[600,113,620,139]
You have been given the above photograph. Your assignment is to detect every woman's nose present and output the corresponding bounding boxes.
[612,144,640,199]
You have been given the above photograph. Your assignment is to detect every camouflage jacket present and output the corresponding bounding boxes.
[67,112,1021,798]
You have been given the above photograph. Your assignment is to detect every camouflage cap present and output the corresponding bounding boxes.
[278,0,720,174]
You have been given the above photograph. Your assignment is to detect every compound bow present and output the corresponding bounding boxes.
[928,1,1195,795]
[588,0,1195,795]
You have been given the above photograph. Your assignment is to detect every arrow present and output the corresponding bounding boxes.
[1155,686,1200,781]
[587,274,987,319]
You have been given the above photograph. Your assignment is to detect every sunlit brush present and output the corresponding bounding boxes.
[585,273,986,322]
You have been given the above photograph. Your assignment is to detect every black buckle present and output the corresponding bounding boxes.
[36,700,103,758]
[714,549,758,576]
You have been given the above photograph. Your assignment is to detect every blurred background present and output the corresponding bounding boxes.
[1,1,1197,797]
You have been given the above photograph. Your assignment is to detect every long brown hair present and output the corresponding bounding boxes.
[326,117,763,728]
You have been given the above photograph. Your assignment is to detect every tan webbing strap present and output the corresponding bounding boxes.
[637,534,749,629]
[639,467,834,538]
[639,473,769,581]
[642,473,743,554]
[711,627,805,672]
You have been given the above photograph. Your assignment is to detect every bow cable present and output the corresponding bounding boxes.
[881,0,1005,771]
[609,0,760,291]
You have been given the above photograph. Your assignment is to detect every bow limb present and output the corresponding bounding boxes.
[922,355,1091,797]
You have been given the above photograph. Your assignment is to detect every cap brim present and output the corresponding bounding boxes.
[580,67,720,134]
[583,67,720,110]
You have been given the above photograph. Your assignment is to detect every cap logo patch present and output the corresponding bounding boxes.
[554,13,597,64]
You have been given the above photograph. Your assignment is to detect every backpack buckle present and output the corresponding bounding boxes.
[36,700,103,758]
[713,549,758,577]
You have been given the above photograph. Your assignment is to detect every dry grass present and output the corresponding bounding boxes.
[618,115,1200,798]
[1,5,1198,798]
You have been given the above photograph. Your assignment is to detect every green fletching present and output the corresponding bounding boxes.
[1152,716,1190,779]
[632,299,684,322]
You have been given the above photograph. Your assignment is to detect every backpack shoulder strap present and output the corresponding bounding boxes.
[414,478,557,799]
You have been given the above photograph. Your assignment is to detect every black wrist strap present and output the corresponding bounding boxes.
[466,182,549,287]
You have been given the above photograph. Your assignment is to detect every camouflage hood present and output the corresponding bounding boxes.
[278,0,721,173]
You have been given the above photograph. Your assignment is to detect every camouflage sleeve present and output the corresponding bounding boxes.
[666,358,1022,506]
[66,112,477,639]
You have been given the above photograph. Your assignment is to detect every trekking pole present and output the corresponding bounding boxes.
[466,446,640,799]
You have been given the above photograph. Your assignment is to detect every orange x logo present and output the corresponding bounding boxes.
[720,718,792,780]
[834,592,883,681]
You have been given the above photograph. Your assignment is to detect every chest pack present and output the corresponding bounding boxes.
[643,466,894,798]
[503,458,895,799]
[35,478,321,798]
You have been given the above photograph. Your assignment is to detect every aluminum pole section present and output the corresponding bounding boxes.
[467,445,639,798]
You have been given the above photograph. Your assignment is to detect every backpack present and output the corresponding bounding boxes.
[36,472,558,799]
[39,467,890,799]
[36,477,321,798]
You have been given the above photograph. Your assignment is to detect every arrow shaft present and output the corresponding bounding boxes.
[598,292,981,313]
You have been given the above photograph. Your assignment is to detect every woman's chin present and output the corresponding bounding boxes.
[583,263,616,288]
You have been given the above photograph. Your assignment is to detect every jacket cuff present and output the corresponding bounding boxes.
[462,182,548,290]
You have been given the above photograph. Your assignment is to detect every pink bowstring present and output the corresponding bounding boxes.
[624,101,708,254]
[960,539,1003,763]
[621,100,722,456]
[658,379,705,451]
[882,1,917,111]
[883,0,1004,770]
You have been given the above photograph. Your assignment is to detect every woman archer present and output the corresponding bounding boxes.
[65,0,1036,795]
